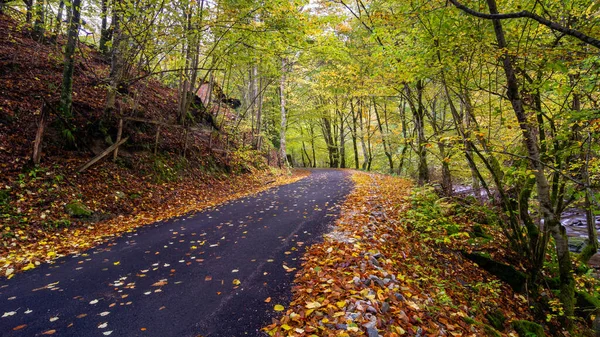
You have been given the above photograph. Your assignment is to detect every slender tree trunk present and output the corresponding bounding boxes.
[373,98,393,173]
[32,103,49,164]
[59,0,81,119]
[350,99,359,169]
[33,0,46,37]
[99,0,109,54]
[310,123,316,167]
[279,57,288,167]
[24,0,34,24]
[358,99,369,170]
[338,106,346,168]
[106,1,123,117]
[55,0,65,34]
[486,0,574,320]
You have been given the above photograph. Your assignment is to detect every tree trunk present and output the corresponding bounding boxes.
[279,58,288,168]
[106,2,123,116]
[358,99,369,170]
[99,0,109,54]
[486,0,574,321]
[33,0,45,37]
[55,0,65,34]
[32,103,49,164]
[373,98,393,173]
[338,107,346,168]
[350,99,359,169]
[24,0,34,23]
[59,0,81,119]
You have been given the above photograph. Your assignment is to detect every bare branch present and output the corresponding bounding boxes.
[447,0,600,49]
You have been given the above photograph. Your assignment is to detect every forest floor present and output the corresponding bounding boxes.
[264,171,587,337]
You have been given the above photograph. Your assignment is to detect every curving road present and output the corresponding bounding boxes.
[0,169,352,337]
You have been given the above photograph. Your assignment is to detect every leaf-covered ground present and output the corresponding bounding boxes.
[1,167,308,278]
[264,172,539,337]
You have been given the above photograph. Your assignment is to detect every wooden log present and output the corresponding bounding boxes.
[32,103,49,165]
[78,137,129,173]
[113,118,123,161]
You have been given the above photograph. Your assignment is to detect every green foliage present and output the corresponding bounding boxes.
[43,219,72,231]
[404,187,469,243]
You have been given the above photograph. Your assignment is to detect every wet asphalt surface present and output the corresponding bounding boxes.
[0,169,353,337]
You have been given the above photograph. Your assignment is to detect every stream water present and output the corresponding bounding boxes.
[452,185,600,253]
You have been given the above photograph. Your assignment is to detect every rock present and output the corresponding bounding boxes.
[366,305,377,313]
[398,310,409,323]
[335,323,347,330]
[568,237,588,253]
[395,293,406,301]
[65,201,92,218]
[363,319,377,329]
[369,275,385,287]
[366,327,379,337]
[511,320,545,337]
[369,257,380,267]
[381,301,390,313]
[353,276,362,286]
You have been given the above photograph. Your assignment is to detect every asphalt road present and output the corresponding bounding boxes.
[0,169,353,337]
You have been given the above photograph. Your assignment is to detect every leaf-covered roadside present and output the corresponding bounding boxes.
[1,168,308,278]
[264,172,537,337]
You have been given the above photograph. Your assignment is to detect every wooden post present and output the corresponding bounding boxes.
[154,125,161,156]
[113,118,123,161]
[78,137,129,173]
[32,103,49,165]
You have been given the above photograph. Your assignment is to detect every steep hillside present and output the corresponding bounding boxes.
[0,14,294,274]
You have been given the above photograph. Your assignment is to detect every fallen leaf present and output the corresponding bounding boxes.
[12,324,27,331]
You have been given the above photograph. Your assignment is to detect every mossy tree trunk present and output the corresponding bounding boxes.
[485,0,574,323]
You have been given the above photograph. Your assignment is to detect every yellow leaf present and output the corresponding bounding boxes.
[22,263,35,271]
[232,279,241,286]
[274,304,285,312]
[305,301,321,309]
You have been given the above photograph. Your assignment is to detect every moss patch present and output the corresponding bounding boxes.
[462,251,527,292]
[65,201,92,218]
[511,320,545,337]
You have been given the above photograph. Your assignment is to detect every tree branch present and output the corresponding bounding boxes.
[447,0,600,49]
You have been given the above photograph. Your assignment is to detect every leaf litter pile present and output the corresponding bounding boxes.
[264,172,536,336]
